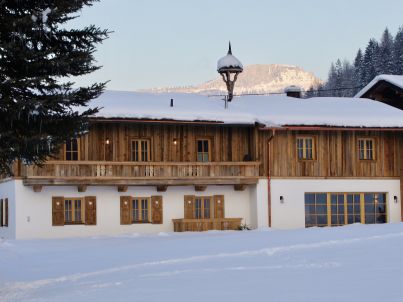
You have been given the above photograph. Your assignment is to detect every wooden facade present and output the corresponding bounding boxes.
[8,121,403,184]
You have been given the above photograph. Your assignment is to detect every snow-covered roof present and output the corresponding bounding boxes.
[284,85,302,93]
[217,43,243,72]
[217,54,243,72]
[355,74,403,98]
[91,91,403,128]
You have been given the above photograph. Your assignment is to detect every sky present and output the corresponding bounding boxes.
[70,0,403,91]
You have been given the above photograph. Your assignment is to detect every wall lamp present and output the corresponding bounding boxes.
[105,138,110,145]
[173,138,178,145]
[280,196,284,204]
[394,196,398,204]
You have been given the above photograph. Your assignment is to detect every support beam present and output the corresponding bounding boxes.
[117,185,128,192]
[157,185,168,192]
[77,185,87,192]
[33,185,42,192]
[195,185,207,192]
[234,184,246,191]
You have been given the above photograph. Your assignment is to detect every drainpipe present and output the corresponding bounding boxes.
[267,130,276,227]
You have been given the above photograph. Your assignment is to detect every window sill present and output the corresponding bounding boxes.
[64,222,84,225]
[131,221,151,224]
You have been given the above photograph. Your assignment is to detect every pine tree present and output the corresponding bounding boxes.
[393,27,403,74]
[0,1,109,175]
[377,28,394,74]
[363,39,379,84]
[353,49,365,89]
[341,60,355,97]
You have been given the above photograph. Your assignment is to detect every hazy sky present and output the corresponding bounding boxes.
[70,0,403,91]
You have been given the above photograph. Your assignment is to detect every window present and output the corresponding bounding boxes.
[0,198,8,227]
[296,137,315,160]
[305,192,387,227]
[304,193,328,227]
[131,139,151,162]
[364,193,386,224]
[197,139,210,162]
[358,138,375,160]
[65,138,79,161]
[195,197,212,219]
[132,197,150,223]
[64,198,84,224]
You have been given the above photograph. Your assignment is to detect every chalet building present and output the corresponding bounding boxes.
[355,75,403,110]
[1,91,403,239]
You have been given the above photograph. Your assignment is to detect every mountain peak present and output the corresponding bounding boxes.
[139,64,322,95]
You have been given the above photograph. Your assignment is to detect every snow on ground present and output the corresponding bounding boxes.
[1,224,403,301]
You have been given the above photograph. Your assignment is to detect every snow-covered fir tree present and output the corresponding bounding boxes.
[376,28,394,74]
[322,25,403,97]
[0,0,109,175]
[393,27,403,74]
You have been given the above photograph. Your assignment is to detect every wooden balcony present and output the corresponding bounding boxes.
[21,161,260,187]
[172,218,243,232]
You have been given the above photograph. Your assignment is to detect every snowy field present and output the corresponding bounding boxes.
[1,224,403,302]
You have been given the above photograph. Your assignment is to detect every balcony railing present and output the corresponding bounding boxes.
[172,218,243,232]
[21,161,260,186]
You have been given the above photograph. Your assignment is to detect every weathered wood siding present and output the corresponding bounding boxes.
[262,130,401,178]
[57,123,255,163]
[55,123,402,179]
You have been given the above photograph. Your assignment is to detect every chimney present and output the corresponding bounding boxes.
[170,98,174,107]
[284,85,302,98]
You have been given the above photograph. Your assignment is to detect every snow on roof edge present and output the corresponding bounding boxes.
[355,74,403,98]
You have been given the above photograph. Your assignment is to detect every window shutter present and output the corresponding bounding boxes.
[214,195,225,219]
[52,196,64,226]
[120,196,131,225]
[85,196,97,225]
[184,195,195,219]
[4,198,8,227]
[151,196,163,224]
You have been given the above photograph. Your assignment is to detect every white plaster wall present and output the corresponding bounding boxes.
[249,179,268,229]
[270,179,401,229]
[0,180,16,239]
[14,181,253,239]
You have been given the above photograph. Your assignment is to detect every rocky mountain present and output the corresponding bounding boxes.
[139,64,322,95]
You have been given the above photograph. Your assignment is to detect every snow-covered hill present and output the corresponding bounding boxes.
[1,224,403,301]
[140,64,322,95]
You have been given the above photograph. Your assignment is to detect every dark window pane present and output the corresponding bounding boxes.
[197,141,203,152]
[338,204,344,214]
[354,204,361,214]
[331,194,337,205]
[354,215,361,223]
[331,205,337,214]
[376,214,386,224]
[365,204,375,214]
[72,139,78,150]
[317,215,327,225]
[305,215,315,226]
[347,215,354,224]
[331,215,337,225]
[203,140,209,152]
[72,152,78,161]
[305,205,315,215]
[316,194,327,205]
[305,194,315,204]
[365,215,375,224]
[66,152,71,161]
[347,205,353,213]
[316,205,327,215]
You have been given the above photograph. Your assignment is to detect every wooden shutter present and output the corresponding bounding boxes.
[120,196,132,225]
[4,198,8,227]
[184,195,195,219]
[52,196,64,226]
[151,196,163,224]
[214,195,225,219]
[85,196,97,225]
